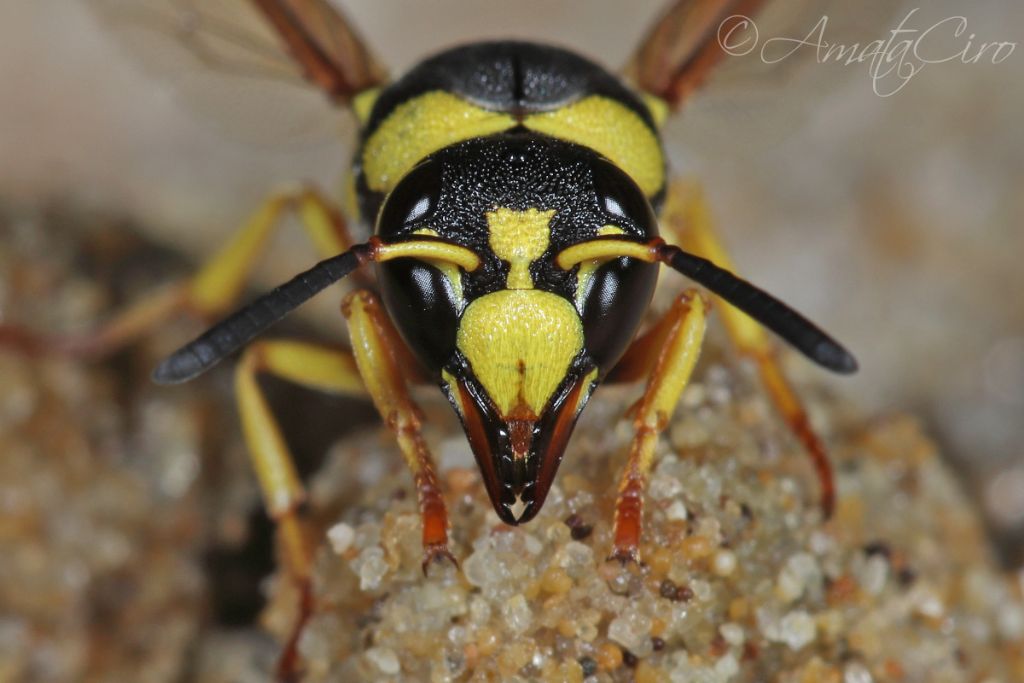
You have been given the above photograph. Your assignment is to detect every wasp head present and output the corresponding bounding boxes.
[374,133,660,524]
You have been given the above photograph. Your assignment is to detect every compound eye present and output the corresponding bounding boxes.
[376,158,444,237]
[579,255,659,374]
[591,158,659,240]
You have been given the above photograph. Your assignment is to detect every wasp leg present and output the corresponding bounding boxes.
[342,290,454,572]
[234,338,366,682]
[0,185,360,359]
[662,179,837,516]
[609,290,708,564]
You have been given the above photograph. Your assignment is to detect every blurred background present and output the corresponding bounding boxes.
[0,1,1021,679]
[0,0,1020,597]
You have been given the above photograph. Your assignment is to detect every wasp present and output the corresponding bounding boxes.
[4,0,856,676]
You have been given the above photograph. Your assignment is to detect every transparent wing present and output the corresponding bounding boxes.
[86,0,351,144]
[638,0,912,158]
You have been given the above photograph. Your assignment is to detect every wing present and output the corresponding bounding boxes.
[627,0,910,154]
[87,0,386,142]
[625,0,768,111]
[247,0,386,104]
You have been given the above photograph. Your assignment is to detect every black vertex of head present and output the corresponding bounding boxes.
[152,246,370,384]
[658,244,858,375]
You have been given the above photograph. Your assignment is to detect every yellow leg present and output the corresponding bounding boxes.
[187,185,356,316]
[611,290,708,563]
[233,338,366,683]
[1,185,358,358]
[235,339,365,573]
[342,289,454,571]
[661,179,836,516]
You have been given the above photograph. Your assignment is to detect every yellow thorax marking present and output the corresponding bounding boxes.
[524,96,664,196]
[640,93,670,128]
[485,208,555,289]
[362,91,516,193]
[362,92,664,197]
[456,289,583,418]
[352,87,380,127]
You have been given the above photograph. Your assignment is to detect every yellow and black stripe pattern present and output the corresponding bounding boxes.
[352,42,675,523]
[353,41,667,227]
[371,126,661,523]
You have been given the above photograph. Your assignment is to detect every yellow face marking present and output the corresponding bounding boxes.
[575,226,626,310]
[485,208,555,289]
[362,91,516,193]
[456,290,583,418]
[414,228,465,307]
[525,96,665,197]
